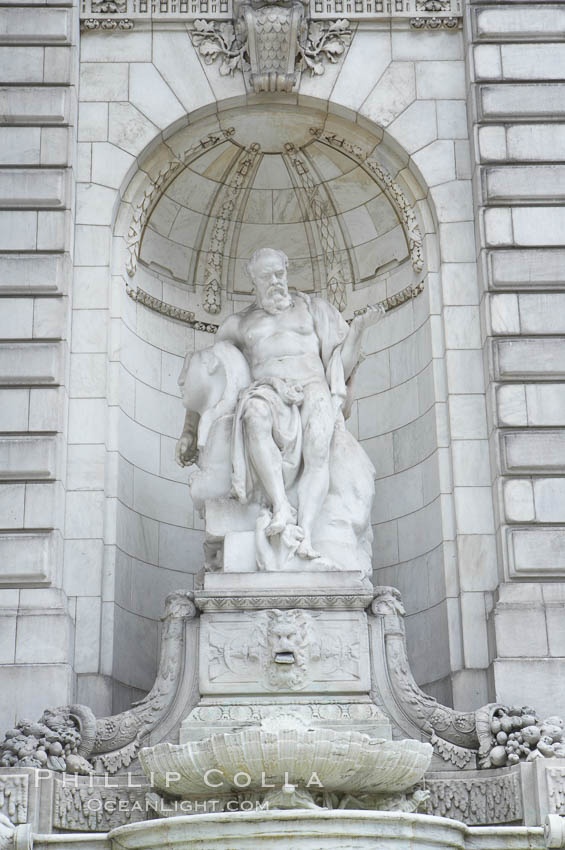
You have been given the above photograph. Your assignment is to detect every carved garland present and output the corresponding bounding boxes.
[310,128,424,275]
[202,142,262,314]
[126,281,424,333]
[284,142,348,312]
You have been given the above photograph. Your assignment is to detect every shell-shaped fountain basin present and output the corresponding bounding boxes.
[139,716,432,798]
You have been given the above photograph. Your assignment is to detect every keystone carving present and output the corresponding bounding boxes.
[189,2,351,93]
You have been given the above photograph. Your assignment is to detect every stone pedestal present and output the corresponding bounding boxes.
[183,571,389,742]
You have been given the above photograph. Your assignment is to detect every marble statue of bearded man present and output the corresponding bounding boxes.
[176,248,386,577]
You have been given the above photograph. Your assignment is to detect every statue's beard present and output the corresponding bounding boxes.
[258,288,293,315]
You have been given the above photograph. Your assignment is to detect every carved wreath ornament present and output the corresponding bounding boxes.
[189,3,352,93]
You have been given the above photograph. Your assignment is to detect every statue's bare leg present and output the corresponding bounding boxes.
[297,382,334,559]
[242,398,296,534]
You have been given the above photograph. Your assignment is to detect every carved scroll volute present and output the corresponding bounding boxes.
[371,586,406,635]
[241,0,305,92]
[89,592,199,773]
[369,586,479,756]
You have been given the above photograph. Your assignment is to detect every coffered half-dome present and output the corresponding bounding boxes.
[135,107,421,316]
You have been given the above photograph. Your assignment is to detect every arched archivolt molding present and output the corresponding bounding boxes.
[115,99,437,332]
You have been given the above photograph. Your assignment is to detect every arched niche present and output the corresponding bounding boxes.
[110,102,454,706]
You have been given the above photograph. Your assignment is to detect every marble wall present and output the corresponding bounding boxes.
[0,0,564,730]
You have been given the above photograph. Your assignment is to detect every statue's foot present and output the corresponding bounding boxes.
[281,524,304,551]
[297,538,321,560]
[266,503,297,537]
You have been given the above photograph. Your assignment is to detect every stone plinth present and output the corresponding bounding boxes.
[184,572,385,745]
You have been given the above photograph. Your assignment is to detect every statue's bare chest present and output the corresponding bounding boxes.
[241,300,315,351]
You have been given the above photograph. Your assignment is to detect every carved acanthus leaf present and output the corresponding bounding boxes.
[297,18,352,77]
[189,7,350,93]
[426,771,523,824]
[189,19,247,76]
[430,732,475,768]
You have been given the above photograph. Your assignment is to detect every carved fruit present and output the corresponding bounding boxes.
[65,754,84,774]
[541,724,562,743]
[522,726,541,746]
[500,717,513,734]
[35,749,48,765]
[489,745,508,767]
[521,715,536,728]
[48,741,63,756]
[507,753,520,765]
[496,731,508,745]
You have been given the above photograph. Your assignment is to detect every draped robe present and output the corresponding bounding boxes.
[230,292,350,505]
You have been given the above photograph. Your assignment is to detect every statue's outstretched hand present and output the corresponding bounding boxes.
[357,301,386,328]
[175,432,198,467]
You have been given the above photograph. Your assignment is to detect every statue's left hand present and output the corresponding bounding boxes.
[175,433,198,467]
[356,302,386,328]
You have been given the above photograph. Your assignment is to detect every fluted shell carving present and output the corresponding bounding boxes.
[139,718,432,798]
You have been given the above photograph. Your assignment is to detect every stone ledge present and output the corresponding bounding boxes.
[196,571,374,611]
